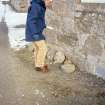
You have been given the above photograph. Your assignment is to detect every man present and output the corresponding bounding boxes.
[25,0,52,72]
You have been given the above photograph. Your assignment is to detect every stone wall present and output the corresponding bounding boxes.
[10,0,105,78]
[45,0,105,78]
[74,1,105,75]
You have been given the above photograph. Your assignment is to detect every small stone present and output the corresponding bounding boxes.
[61,64,76,73]
[10,0,28,12]
[53,51,66,64]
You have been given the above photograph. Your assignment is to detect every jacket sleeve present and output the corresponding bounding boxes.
[28,3,40,22]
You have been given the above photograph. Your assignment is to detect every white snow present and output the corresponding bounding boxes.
[8,28,27,50]
[0,1,29,50]
[5,4,27,28]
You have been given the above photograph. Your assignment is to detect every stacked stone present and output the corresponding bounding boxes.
[10,0,28,12]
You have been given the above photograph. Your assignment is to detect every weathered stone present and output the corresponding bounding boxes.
[46,48,56,64]
[61,64,76,73]
[52,0,73,17]
[44,28,58,44]
[85,55,98,74]
[53,51,66,64]
[10,0,28,12]
[83,35,103,56]
[58,33,78,46]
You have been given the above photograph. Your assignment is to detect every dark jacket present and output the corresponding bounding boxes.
[25,0,46,41]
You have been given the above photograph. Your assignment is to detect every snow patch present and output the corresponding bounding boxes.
[8,28,29,50]
[0,1,29,50]
[5,4,27,28]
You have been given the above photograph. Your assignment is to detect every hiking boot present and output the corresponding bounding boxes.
[35,64,49,73]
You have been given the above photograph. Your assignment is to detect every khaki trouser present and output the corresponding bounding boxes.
[33,40,47,67]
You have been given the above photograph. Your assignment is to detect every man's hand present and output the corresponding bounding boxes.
[44,0,53,8]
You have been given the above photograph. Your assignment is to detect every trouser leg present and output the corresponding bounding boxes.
[33,40,47,67]
[33,42,38,67]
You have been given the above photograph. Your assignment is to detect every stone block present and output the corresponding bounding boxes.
[53,51,66,64]
[83,35,103,56]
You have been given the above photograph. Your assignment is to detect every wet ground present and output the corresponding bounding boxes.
[0,21,105,105]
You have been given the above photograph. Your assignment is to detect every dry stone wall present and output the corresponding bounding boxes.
[45,0,105,79]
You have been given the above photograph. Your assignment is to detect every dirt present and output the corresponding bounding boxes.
[13,46,105,105]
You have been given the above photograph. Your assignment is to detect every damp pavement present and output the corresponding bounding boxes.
[0,20,105,105]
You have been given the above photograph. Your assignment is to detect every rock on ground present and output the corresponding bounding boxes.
[61,63,76,73]
[53,51,66,64]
